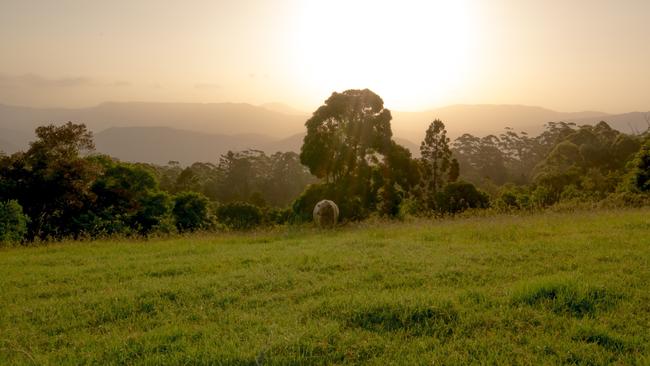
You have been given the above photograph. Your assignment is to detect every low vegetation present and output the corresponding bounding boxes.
[1,209,649,364]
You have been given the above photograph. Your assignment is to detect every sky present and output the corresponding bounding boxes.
[0,0,649,113]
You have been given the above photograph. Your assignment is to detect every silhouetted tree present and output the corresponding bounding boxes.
[300,89,393,183]
[0,123,100,239]
[419,119,454,209]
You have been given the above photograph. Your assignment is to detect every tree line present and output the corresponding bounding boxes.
[1,89,649,244]
[0,123,314,241]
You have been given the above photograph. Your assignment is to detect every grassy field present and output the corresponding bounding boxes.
[1,209,649,365]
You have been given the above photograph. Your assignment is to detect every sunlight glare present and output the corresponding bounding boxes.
[291,0,477,110]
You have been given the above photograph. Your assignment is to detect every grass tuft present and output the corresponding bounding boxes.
[511,278,619,317]
[345,301,458,337]
[573,324,638,353]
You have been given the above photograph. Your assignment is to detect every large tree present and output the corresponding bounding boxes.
[420,120,456,205]
[0,122,100,239]
[298,89,423,219]
[300,89,393,183]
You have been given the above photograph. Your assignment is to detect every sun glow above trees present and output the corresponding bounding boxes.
[290,0,477,110]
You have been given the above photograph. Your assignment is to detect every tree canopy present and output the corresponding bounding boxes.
[300,89,393,183]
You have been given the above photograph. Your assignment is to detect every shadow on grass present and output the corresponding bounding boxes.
[572,324,639,354]
[345,301,458,337]
[511,278,620,317]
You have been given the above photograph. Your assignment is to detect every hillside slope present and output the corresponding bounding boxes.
[1,209,648,364]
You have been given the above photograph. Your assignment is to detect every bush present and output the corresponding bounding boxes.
[264,207,292,226]
[216,202,262,230]
[0,200,28,244]
[397,195,423,219]
[599,191,650,209]
[435,181,490,214]
[292,184,329,223]
[628,139,649,192]
[172,191,212,232]
[531,185,555,208]
[493,190,520,212]
[133,191,172,235]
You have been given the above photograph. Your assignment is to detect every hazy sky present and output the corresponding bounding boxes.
[1,0,649,113]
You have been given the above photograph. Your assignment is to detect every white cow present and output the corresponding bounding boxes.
[313,200,339,228]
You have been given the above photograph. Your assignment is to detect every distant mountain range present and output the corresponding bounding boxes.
[391,105,648,142]
[1,101,648,164]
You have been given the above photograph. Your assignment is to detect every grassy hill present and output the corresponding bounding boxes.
[1,209,649,364]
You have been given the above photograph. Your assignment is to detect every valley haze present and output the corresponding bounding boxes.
[1,101,648,165]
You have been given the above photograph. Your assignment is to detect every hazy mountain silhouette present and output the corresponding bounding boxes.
[391,104,610,142]
[0,137,17,154]
[2,101,648,164]
[0,128,30,153]
[95,127,276,165]
[566,112,650,135]
[260,102,307,116]
[0,101,306,139]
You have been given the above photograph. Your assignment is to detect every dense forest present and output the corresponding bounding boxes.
[1,89,649,243]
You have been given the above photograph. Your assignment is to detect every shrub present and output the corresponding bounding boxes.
[531,185,555,208]
[493,190,520,212]
[559,184,584,201]
[435,181,489,214]
[264,207,292,226]
[0,200,28,244]
[628,138,650,192]
[599,191,650,209]
[172,191,212,232]
[292,184,330,223]
[216,202,262,230]
[133,191,172,235]
[397,195,423,219]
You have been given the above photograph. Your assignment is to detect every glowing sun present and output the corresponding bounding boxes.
[291,0,477,110]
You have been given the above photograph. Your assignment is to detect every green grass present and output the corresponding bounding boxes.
[1,208,649,365]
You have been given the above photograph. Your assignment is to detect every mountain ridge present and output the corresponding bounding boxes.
[2,101,648,164]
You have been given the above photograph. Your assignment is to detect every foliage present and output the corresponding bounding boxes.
[532,122,640,203]
[172,192,212,232]
[493,185,533,211]
[453,133,508,185]
[300,89,393,183]
[598,191,650,209]
[90,157,170,235]
[419,119,456,211]
[1,91,648,241]
[263,207,293,226]
[627,138,650,192]
[153,150,316,208]
[435,181,490,214]
[0,200,28,244]
[0,122,101,240]
[299,89,422,219]
[215,202,262,230]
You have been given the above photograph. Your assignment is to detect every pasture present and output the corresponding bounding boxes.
[1,208,649,364]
